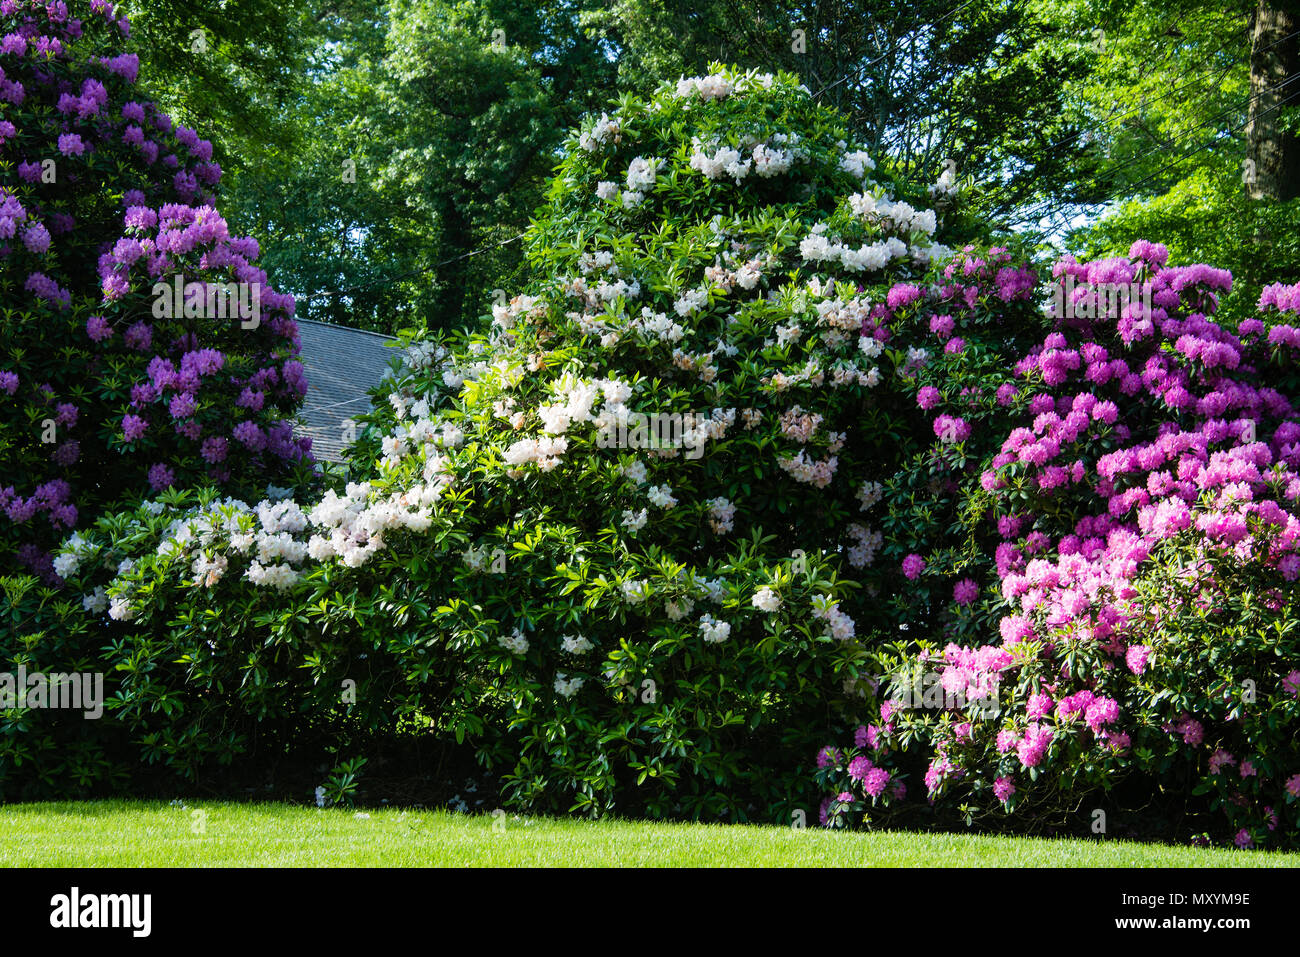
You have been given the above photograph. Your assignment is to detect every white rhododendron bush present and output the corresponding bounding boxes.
[14,67,1300,844]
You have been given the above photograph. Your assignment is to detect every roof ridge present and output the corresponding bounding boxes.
[294,318,399,342]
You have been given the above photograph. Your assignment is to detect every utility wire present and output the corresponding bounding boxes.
[297,232,524,304]
[812,0,986,98]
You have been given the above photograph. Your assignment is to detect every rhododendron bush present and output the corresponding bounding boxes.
[10,64,989,814]
[0,0,312,582]
[817,265,1300,848]
[6,43,1299,846]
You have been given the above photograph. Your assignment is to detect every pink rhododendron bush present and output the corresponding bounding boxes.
[0,0,312,582]
[7,53,1300,845]
[816,265,1300,848]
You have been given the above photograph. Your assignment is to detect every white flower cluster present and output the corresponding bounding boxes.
[491,294,546,333]
[702,613,733,642]
[499,628,530,656]
[578,250,616,274]
[800,225,910,273]
[767,358,825,392]
[665,597,695,621]
[108,596,136,621]
[857,480,885,510]
[694,576,727,603]
[671,347,719,384]
[673,70,777,101]
[750,586,782,613]
[502,435,569,474]
[621,508,648,531]
[52,531,95,579]
[564,274,642,314]
[158,503,245,560]
[191,552,229,588]
[751,139,797,177]
[537,374,603,435]
[561,634,594,654]
[905,346,931,372]
[578,112,620,152]
[491,395,525,431]
[441,365,466,391]
[811,593,856,640]
[779,450,839,488]
[811,294,867,334]
[674,74,734,100]
[629,307,685,343]
[588,379,645,442]
[674,285,711,317]
[595,276,642,302]
[646,484,677,509]
[708,497,735,534]
[828,361,881,388]
[705,257,765,293]
[82,585,108,614]
[596,156,665,209]
[774,323,802,347]
[626,155,661,193]
[698,613,732,643]
[910,241,954,266]
[621,578,651,604]
[245,559,299,591]
[554,673,585,698]
[846,523,883,568]
[401,340,449,372]
[928,165,960,203]
[838,149,876,179]
[680,408,736,452]
[304,470,448,566]
[688,136,800,183]
[848,193,937,237]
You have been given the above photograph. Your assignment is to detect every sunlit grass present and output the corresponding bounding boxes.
[1,800,1292,867]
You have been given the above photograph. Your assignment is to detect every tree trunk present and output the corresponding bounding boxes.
[433,198,472,331]
[1246,0,1300,201]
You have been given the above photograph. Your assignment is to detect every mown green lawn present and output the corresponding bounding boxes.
[1,800,1294,866]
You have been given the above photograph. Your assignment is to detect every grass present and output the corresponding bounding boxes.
[2,800,1295,866]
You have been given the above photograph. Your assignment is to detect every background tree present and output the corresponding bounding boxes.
[1057,0,1300,320]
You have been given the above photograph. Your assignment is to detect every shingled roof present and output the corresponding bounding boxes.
[295,319,397,463]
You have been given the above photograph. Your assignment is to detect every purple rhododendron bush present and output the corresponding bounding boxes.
[0,0,313,582]
[6,46,1300,848]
